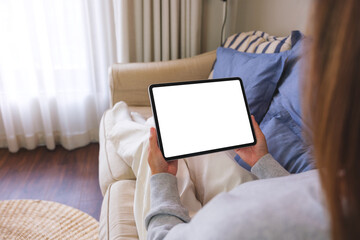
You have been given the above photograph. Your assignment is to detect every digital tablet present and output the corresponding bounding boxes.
[148,77,256,161]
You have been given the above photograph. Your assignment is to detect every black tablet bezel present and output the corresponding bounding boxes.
[148,77,257,161]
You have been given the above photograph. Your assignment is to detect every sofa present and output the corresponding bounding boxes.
[98,30,313,240]
[98,49,216,240]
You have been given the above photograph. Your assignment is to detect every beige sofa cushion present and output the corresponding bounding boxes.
[99,180,138,240]
[109,51,216,106]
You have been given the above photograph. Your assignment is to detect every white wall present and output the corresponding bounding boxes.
[201,0,313,52]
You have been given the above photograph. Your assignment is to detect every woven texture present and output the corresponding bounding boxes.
[0,200,99,240]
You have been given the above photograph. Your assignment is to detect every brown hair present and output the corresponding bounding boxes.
[304,0,360,239]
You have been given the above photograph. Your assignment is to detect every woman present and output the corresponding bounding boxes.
[146,0,360,239]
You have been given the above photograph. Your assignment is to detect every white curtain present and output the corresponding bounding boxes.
[0,0,117,152]
[0,0,203,152]
[114,0,203,63]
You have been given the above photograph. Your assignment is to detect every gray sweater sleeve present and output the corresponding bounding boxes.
[145,173,190,240]
[251,153,290,179]
[145,154,291,240]
[145,166,327,240]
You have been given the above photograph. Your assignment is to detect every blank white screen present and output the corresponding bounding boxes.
[152,80,254,158]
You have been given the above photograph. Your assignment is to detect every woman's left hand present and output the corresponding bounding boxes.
[235,115,268,167]
[148,127,178,176]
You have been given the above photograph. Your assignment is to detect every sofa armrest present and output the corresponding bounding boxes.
[109,50,216,107]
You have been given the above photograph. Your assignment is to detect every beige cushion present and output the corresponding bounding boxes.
[109,51,216,106]
[99,180,138,240]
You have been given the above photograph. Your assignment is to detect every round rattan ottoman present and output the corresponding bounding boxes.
[0,199,99,240]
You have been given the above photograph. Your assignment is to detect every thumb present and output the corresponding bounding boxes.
[149,127,158,148]
[251,115,262,137]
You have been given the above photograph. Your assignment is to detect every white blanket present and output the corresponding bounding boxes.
[108,102,256,240]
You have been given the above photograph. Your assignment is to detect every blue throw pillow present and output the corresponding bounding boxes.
[235,37,315,173]
[213,47,290,123]
[235,96,314,173]
[276,39,304,126]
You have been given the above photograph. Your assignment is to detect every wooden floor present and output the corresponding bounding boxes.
[0,143,103,221]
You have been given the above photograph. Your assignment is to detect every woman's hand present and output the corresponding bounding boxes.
[148,127,178,176]
[235,115,268,167]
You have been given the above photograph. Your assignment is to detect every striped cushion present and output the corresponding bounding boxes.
[209,30,301,78]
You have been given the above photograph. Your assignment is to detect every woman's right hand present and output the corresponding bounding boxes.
[148,127,178,176]
[235,115,268,167]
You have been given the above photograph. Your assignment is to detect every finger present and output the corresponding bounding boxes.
[152,127,157,132]
[152,128,160,147]
[150,127,157,136]
[235,145,250,154]
[149,127,157,148]
[251,115,262,137]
